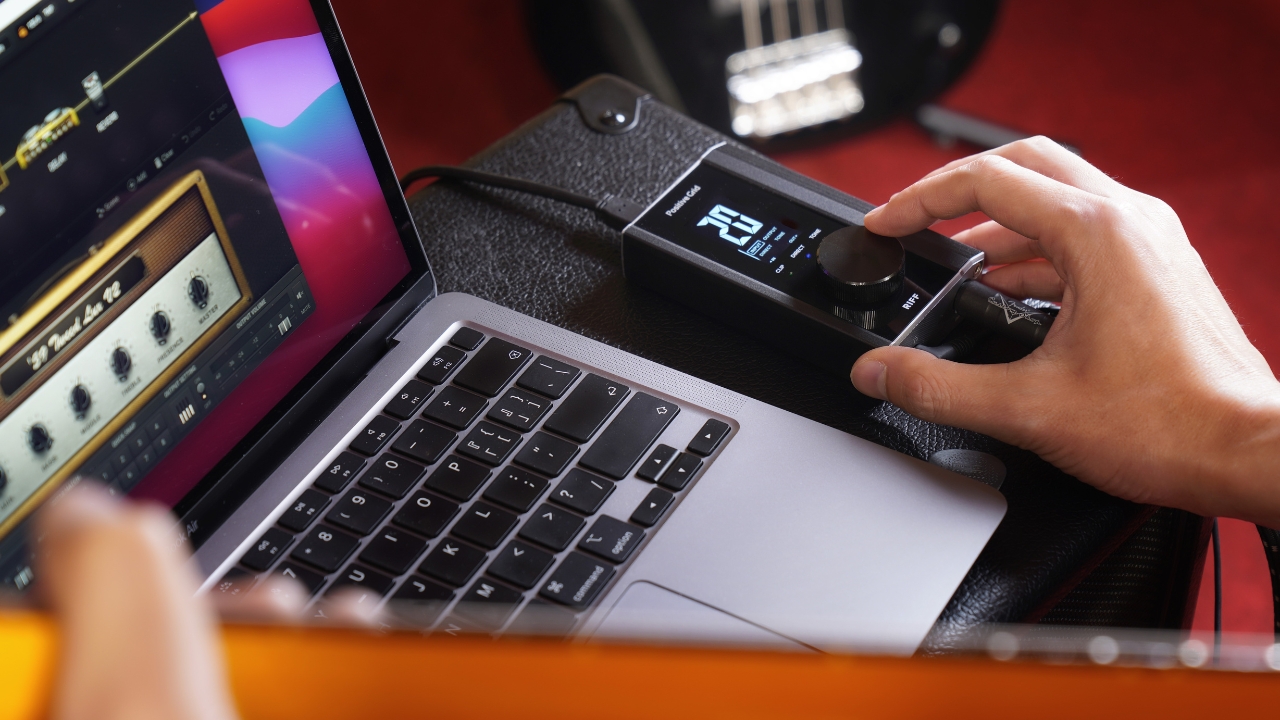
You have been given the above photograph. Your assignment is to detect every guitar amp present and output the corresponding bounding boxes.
[0,171,252,535]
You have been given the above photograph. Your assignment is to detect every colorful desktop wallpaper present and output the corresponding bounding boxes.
[134,0,412,507]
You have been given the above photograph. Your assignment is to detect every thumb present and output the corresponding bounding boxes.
[850,346,1028,437]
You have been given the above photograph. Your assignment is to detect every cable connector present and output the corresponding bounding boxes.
[595,193,644,230]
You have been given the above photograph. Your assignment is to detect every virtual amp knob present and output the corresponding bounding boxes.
[150,311,171,344]
[188,275,210,309]
[29,423,52,454]
[70,384,92,417]
[816,226,906,309]
[111,347,131,380]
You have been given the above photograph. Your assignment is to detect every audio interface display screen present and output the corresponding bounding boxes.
[0,0,412,581]
[637,163,844,296]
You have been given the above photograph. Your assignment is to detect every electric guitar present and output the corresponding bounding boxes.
[526,0,1000,148]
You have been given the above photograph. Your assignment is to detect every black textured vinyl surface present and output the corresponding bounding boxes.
[406,79,1166,647]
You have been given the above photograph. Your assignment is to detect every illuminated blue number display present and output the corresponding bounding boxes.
[697,204,762,247]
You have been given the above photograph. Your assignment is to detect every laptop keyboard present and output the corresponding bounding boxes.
[216,326,732,635]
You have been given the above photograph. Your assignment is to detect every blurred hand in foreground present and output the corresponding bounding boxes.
[852,137,1280,527]
[36,483,238,720]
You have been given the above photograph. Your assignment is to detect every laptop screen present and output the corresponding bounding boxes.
[0,0,414,576]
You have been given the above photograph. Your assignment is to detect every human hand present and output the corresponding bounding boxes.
[851,137,1280,527]
[35,483,239,720]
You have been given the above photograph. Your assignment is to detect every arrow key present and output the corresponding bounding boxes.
[687,419,731,456]
[658,452,702,492]
[486,539,554,589]
[630,487,675,528]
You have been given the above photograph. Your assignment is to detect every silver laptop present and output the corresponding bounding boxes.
[0,0,1004,654]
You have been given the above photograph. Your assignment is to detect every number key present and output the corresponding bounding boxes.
[325,491,392,536]
[292,526,359,573]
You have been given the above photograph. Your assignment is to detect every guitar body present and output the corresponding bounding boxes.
[526,0,1000,149]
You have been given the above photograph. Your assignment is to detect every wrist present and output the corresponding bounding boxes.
[1200,386,1280,527]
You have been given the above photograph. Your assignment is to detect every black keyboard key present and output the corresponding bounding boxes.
[542,374,628,443]
[278,489,330,532]
[516,356,581,399]
[422,386,488,430]
[392,490,459,537]
[658,452,703,492]
[417,345,466,385]
[326,565,395,609]
[456,578,523,628]
[508,598,580,638]
[487,540,554,589]
[358,454,426,499]
[240,527,294,571]
[424,455,491,500]
[579,393,679,479]
[390,420,456,464]
[419,539,487,586]
[486,388,552,431]
[349,415,400,456]
[688,418,731,456]
[539,552,615,610]
[211,567,252,598]
[389,576,455,626]
[453,338,532,397]
[458,421,521,466]
[449,327,485,350]
[325,491,392,536]
[314,451,365,493]
[384,379,433,420]
[483,466,550,512]
[630,487,675,528]
[636,444,677,482]
[519,504,587,551]
[578,516,645,563]
[513,432,579,477]
[292,526,359,573]
[451,501,518,549]
[549,469,614,515]
[360,527,429,575]
[274,562,326,596]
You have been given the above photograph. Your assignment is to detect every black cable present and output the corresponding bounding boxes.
[1212,517,1222,663]
[399,165,643,230]
[1256,525,1280,638]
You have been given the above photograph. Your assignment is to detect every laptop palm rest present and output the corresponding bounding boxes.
[592,581,810,651]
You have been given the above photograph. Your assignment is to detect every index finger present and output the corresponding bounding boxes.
[864,155,1102,278]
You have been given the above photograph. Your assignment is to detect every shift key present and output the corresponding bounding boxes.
[578,394,678,479]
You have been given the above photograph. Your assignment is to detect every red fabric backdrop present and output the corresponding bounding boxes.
[329,0,1280,634]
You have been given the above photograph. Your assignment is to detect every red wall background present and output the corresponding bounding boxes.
[328,0,1280,634]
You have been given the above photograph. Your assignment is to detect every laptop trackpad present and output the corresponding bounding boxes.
[590,581,811,651]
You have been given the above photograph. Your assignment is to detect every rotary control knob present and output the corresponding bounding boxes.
[28,423,52,453]
[111,346,131,380]
[150,311,171,344]
[70,384,92,416]
[188,275,210,309]
[816,225,906,309]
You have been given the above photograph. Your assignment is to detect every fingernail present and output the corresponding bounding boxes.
[850,359,888,400]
